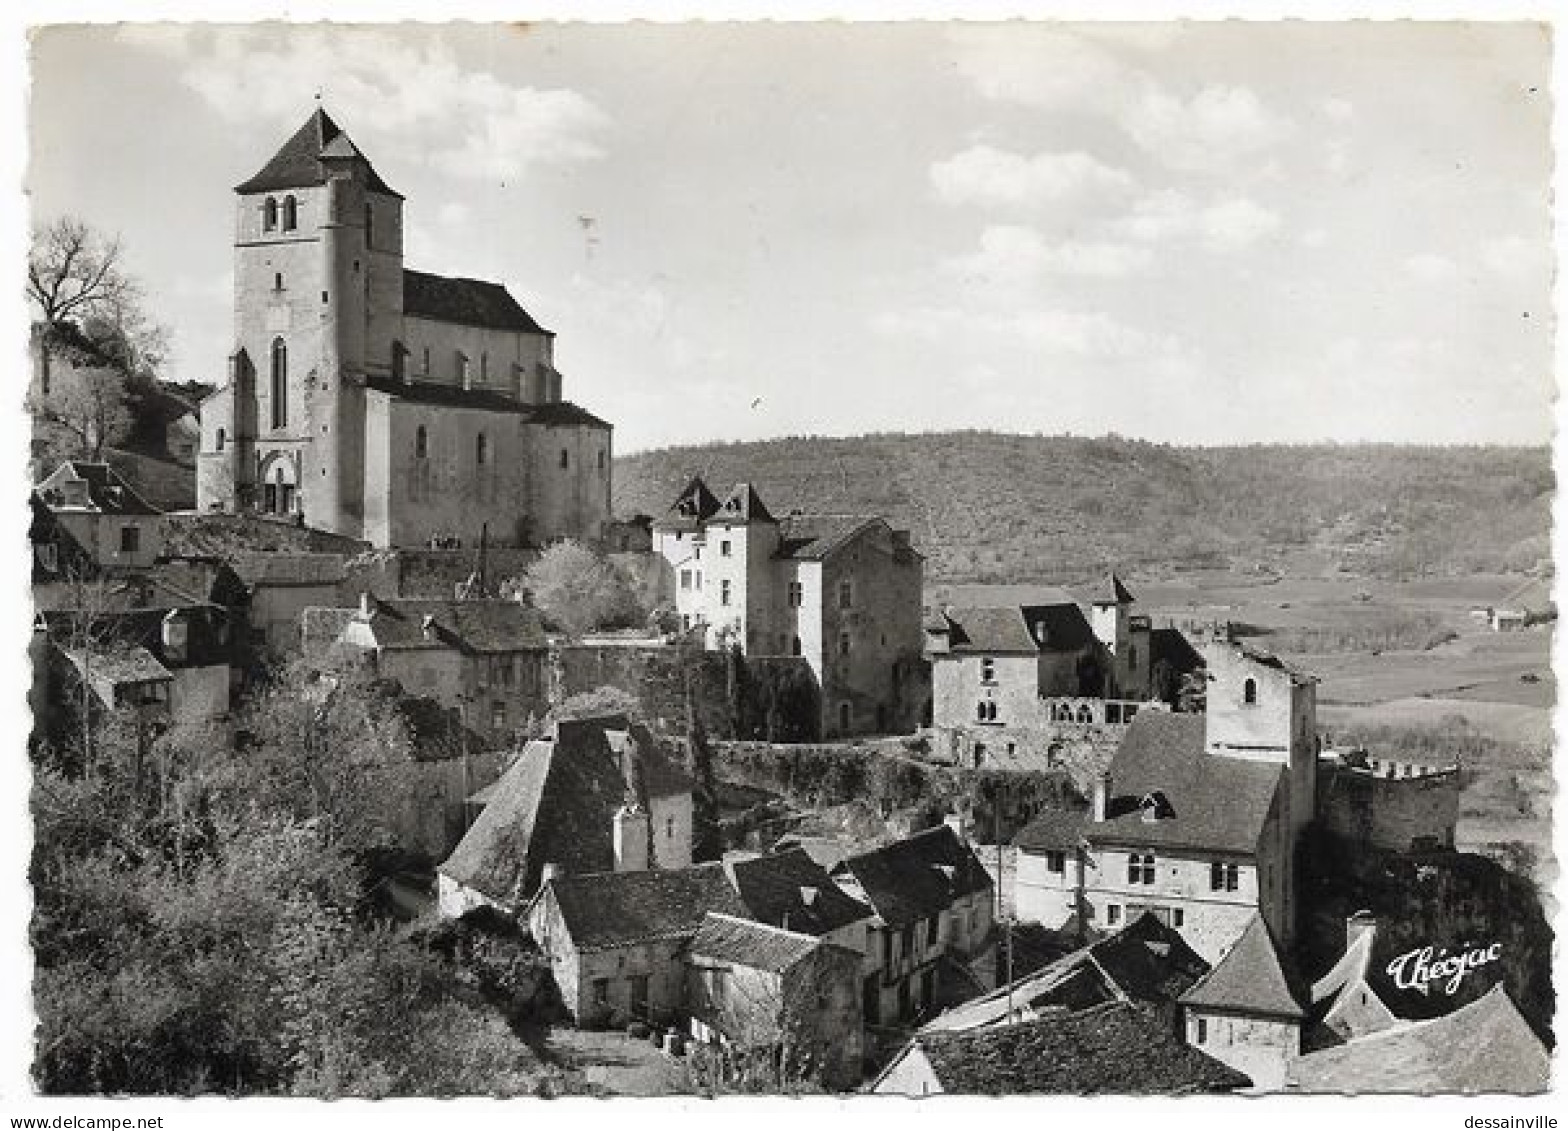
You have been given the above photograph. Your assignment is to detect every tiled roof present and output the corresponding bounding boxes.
[1287,985,1549,1094]
[713,482,777,525]
[925,913,1209,1032]
[942,603,1097,654]
[228,551,347,587]
[362,374,610,429]
[234,108,401,197]
[353,596,546,653]
[1086,712,1284,855]
[774,514,880,560]
[402,268,549,334]
[35,462,160,517]
[834,825,993,929]
[659,476,722,529]
[1012,808,1088,852]
[544,863,749,952]
[688,913,826,974]
[724,848,872,936]
[894,1001,1250,1094]
[1180,915,1307,1020]
[441,716,692,904]
[61,644,172,687]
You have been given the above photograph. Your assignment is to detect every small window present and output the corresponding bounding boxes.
[838,579,853,609]
[480,352,489,383]
[1107,904,1121,926]
[215,427,226,453]
[281,195,297,232]
[680,569,692,591]
[560,449,570,469]
[839,702,851,731]
[788,581,804,608]
[720,540,731,557]
[1046,850,1065,874]
[476,433,488,466]
[839,632,851,657]
[1196,1017,1208,1043]
[491,702,506,731]
[666,816,675,840]
[273,272,284,291]
[120,525,141,553]
[423,347,431,376]
[720,579,731,607]
[263,197,278,231]
[415,425,428,460]
[1243,677,1258,706]
[598,449,606,471]
[790,635,802,656]
[1174,909,1185,927]
[980,657,996,684]
[364,201,374,247]
[927,916,939,947]
[391,340,405,381]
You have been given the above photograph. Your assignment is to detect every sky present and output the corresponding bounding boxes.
[25,20,1556,453]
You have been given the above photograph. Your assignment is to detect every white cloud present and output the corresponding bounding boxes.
[874,304,1190,370]
[1404,253,1462,284]
[1114,191,1281,252]
[127,25,609,183]
[1123,85,1290,172]
[948,26,1137,110]
[930,145,1134,209]
[948,225,1154,282]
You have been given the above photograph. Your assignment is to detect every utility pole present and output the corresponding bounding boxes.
[994,804,1014,1023]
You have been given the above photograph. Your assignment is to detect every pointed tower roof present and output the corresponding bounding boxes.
[1090,572,1135,606]
[716,481,777,525]
[235,108,402,198]
[663,476,721,528]
[1179,915,1308,1020]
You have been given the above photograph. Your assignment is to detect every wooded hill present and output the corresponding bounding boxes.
[613,433,1553,584]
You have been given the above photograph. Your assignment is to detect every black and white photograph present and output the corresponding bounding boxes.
[7,9,1559,1110]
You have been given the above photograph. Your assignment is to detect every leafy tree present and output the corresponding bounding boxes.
[520,540,643,638]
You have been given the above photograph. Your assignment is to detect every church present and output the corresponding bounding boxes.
[197,108,613,549]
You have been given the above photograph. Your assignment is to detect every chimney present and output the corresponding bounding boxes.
[944,812,967,841]
[1346,910,1377,954]
[358,590,373,617]
[1092,771,1111,822]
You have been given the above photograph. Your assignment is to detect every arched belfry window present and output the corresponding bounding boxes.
[269,338,288,430]
[281,196,298,232]
[1243,677,1258,706]
[263,197,278,231]
[415,425,429,460]
[476,433,489,466]
[215,427,226,453]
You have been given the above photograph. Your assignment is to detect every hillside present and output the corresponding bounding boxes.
[613,433,1553,584]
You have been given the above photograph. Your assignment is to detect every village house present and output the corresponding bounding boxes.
[684,912,865,1091]
[197,108,613,548]
[229,551,351,653]
[437,715,695,916]
[301,592,550,742]
[525,862,749,1027]
[33,462,163,573]
[828,825,995,1027]
[921,912,1210,1034]
[652,477,925,738]
[721,847,873,953]
[871,1001,1250,1096]
[1179,914,1309,1091]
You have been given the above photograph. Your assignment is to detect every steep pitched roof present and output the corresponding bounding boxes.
[724,848,872,936]
[402,268,549,334]
[350,596,547,653]
[1180,915,1307,1020]
[1086,712,1284,855]
[688,913,826,974]
[35,462,160,517]
[661,477,722,529]
[924,913,1209,1033]
[713,482,777,525]
[543,863,749,952]
[234,108,400,197]
[942,603,1097,654]
[440,716,693,904]
[774,514,887,561]
[1287,984,1550,1094]
[891,1001,1250,1094]
[1089,573,1135,605]
[833,825,993,929]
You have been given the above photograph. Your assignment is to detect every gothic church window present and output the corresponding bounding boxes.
[263,197,278,231]
[281,196,297,232]
[269,338,288,429]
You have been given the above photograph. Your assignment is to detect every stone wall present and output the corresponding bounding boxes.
[1317,765,1461,853]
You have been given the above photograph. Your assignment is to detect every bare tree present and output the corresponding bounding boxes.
[28,364,133,464]
[28,217,137,327]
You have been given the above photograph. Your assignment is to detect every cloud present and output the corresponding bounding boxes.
[874,305,1190,370]
[1404,253,1462,284]
[1123,85,1290,172]
[1114,190,1281,252]
[948,225,1154,282]
[948,26,1136,110]
[123,25,609,183]
[930,145,1134,209]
